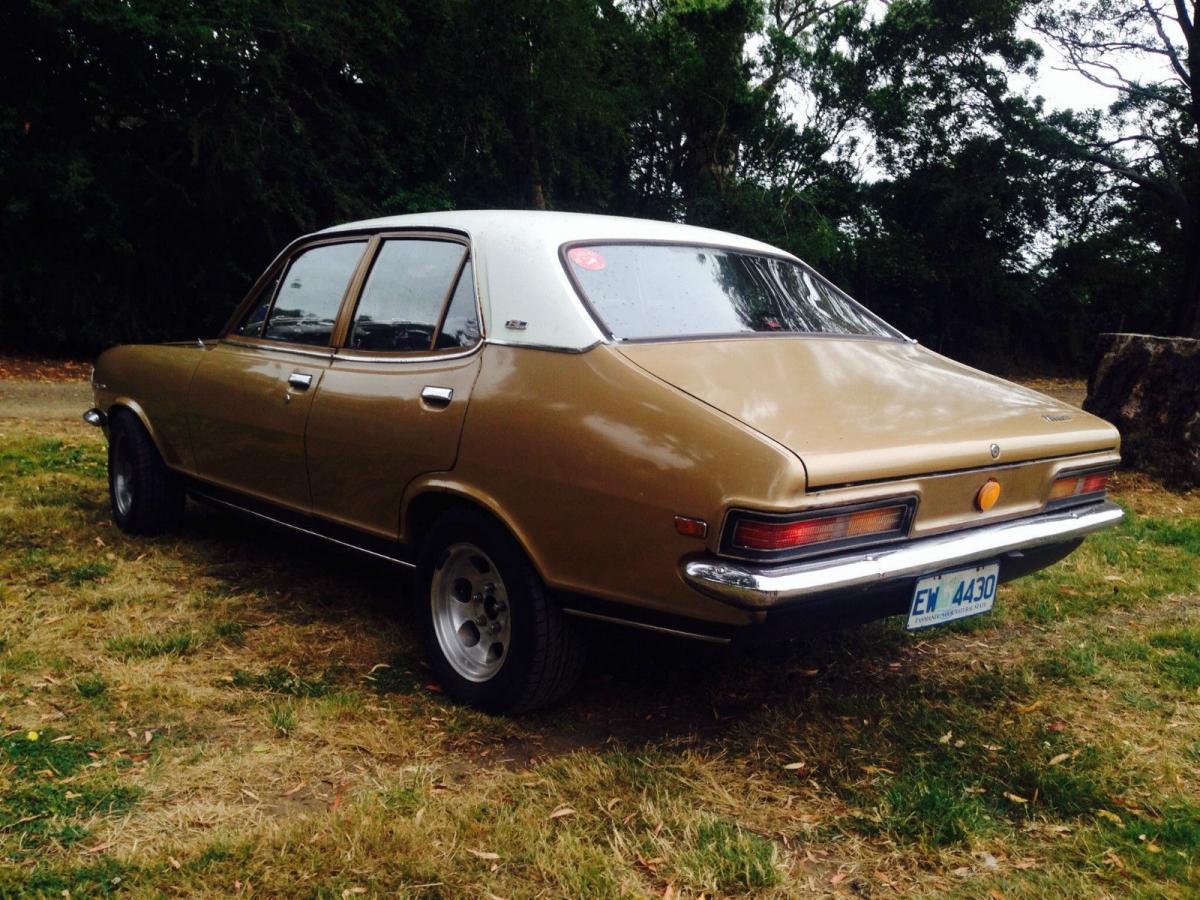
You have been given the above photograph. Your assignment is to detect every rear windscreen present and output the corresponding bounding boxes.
[563,243,902,341]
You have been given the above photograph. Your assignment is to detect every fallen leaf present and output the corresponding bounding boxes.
[549,807,576,819]
[283,781,307,797]
[1015,700,1042,714]
[468,849,500,860]
[1004,792,1029,804]
[168,856,181,870]
[341,889,367,898]
[1096,810,1123,826]
[939,731,952,744]
[783,761,806,770]
[830,872,847,885]
[1048,753,1070,767]
[989,889,1005,900]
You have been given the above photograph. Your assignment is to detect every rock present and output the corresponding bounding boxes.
[1083,333,1200,488]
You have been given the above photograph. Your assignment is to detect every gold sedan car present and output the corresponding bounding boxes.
[86,211,1124,711]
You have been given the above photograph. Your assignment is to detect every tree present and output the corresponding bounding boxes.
[1027,0,1200,336]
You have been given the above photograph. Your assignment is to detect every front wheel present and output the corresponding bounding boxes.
[107,410,184,535]
[416,508,586,713]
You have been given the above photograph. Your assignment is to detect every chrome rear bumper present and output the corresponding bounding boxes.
[682,500,1124,609]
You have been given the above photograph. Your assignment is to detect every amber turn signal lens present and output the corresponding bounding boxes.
[673,515,708,539]
[976,479,1001,511]
[732,504,907,552]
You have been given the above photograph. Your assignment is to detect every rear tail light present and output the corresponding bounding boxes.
[1049,469,1111,503]
[728,501,911,557]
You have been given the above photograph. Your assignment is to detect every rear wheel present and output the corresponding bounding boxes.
[108,410,184,535]
[416,507,586,713]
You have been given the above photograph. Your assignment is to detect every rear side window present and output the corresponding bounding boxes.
[262,241,365,346]
[564,243,902,341]
[349,240,467,352]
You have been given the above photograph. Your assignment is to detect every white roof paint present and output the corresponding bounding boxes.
[318,210,797,350]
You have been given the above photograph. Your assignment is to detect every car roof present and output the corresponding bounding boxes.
[316,210,798,351]
[318,209,789,255]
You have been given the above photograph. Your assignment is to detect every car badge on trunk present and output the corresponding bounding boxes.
[989,443,1001,460]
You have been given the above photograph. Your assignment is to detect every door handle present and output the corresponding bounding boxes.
[287,372,313,391]
[421,386,454,407]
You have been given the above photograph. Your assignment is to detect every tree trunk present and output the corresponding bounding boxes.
[1181,221,1200,338]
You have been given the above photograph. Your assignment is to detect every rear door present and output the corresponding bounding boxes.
[305,234,483,538]
[189,238,368,510]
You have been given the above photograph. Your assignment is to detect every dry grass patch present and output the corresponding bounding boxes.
[2,418,1198,896]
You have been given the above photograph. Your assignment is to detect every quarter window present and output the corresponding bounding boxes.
[349,240,467,352]
[261,241,365,346]
[435,263,481,350]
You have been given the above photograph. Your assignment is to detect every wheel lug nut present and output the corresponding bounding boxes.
[476,616,488,627]
[485,582,496,594]
[471,592,482,603]
[490,622,502,634]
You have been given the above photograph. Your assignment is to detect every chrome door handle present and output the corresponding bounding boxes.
[287,372,313,391]
[421,386,454,407]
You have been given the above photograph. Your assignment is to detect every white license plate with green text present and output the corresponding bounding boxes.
[906,562,999,630]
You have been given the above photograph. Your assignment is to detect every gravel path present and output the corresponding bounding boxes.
[0,379,93,420]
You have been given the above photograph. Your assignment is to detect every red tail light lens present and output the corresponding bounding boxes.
[731,504,908,553]
[1050,470,1111,503]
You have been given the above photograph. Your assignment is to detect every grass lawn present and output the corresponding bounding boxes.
[1,417,1198,897]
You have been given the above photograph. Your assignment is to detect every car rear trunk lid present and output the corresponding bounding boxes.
[617,338,1119,488]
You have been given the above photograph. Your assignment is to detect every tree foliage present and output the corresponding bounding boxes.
[0,0,1194,365]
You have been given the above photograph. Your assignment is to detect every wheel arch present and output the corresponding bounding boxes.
[106,399,175,463]
[402,482,546,577]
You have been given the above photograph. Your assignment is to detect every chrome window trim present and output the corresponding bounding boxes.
[483,338,602,354]
[219,338,334,360]
[332,343,484,365]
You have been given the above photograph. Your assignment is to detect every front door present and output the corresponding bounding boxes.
[305,235,482,537]
[189,238,367,511]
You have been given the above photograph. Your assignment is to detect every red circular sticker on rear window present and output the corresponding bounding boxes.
[568,247,606,271]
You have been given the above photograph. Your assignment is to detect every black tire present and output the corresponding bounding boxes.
[107,410,185,535]
[416,507,586,713]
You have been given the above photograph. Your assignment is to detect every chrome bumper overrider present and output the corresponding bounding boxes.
[83,408,106,427]
[682,500,1124,609]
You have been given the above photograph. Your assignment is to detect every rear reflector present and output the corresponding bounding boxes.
[1050,470,1111,502]
[674,515,708,539]
[732,504,907,553]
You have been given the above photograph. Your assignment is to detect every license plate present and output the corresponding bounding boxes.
[906,562,999,630]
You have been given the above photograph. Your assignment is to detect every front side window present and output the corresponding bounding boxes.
[261,241,366,346]
[348,240,467,352]
[564,243,902,341]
